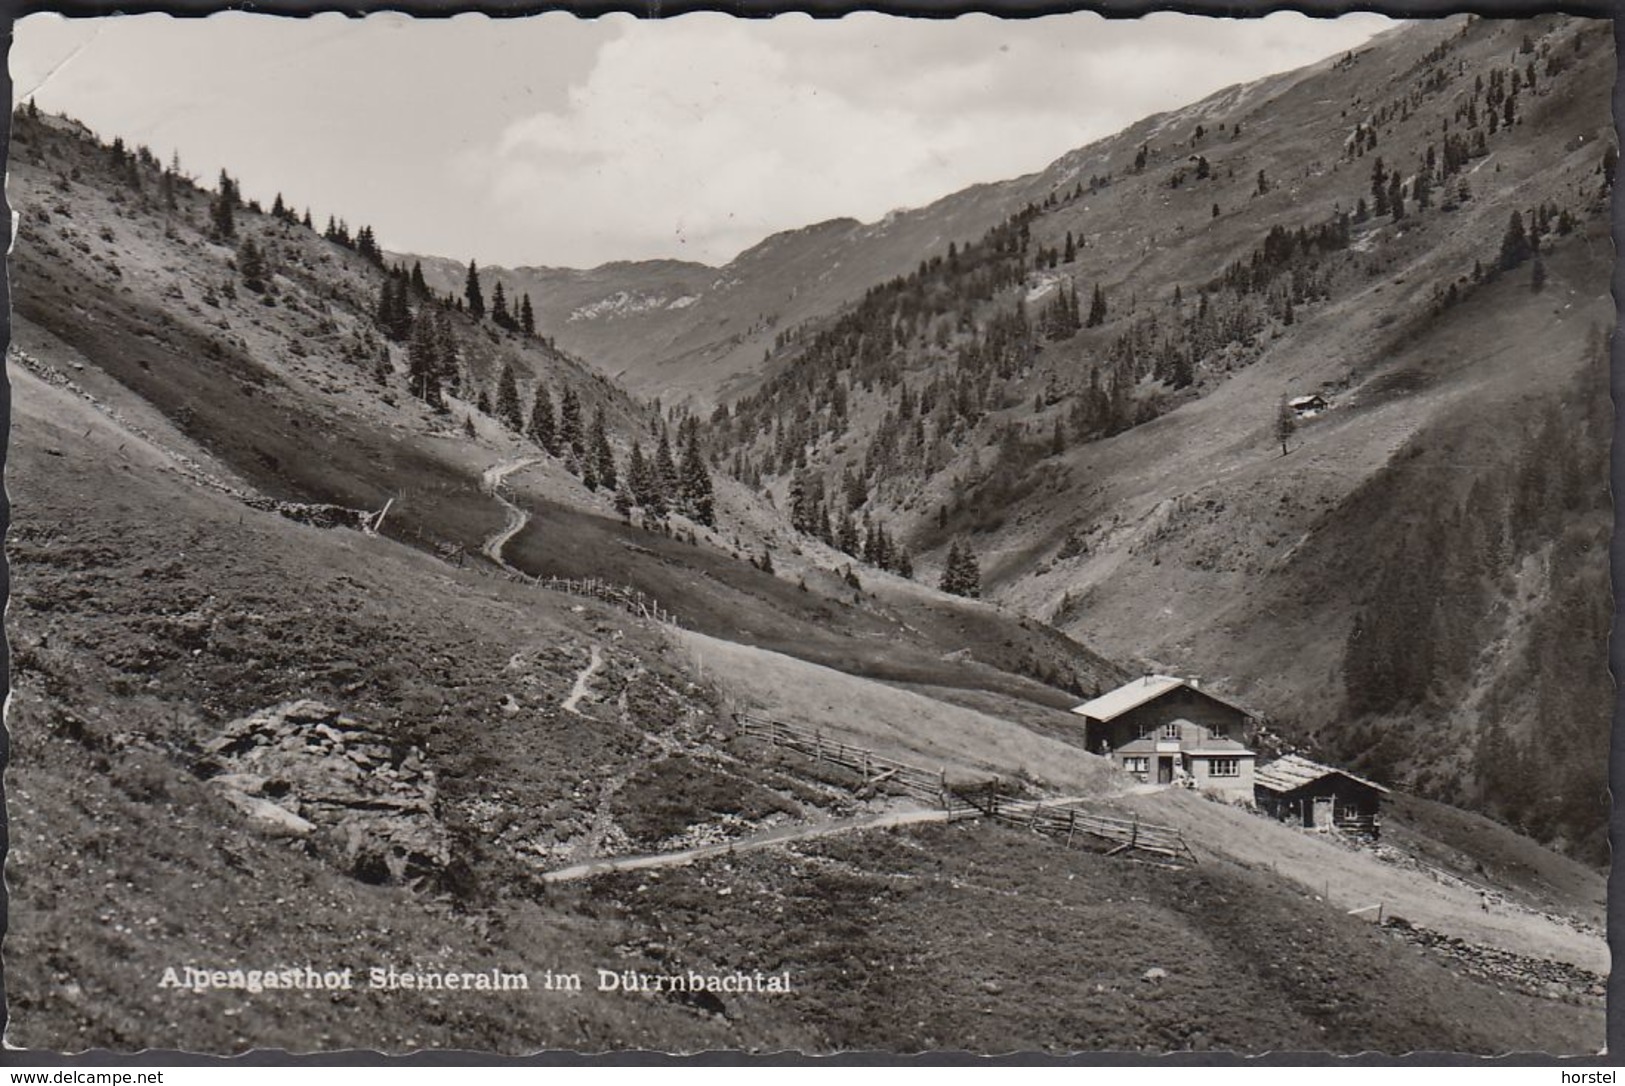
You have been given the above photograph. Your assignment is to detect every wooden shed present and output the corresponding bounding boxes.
[1254,754,1388,838]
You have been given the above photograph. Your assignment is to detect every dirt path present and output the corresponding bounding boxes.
[541,793,1099,884]
[562,645,605,715]
[540,804,955,884]
[480,456,542,568]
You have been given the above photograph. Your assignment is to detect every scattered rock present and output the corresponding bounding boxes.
[199,699,448,887]
[1142,967,1167,983]
[1380,917,1605,1003]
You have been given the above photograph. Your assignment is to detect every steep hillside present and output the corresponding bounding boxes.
[667,13,1615,862]
[7,108,645,559]
[6,99,1125,726]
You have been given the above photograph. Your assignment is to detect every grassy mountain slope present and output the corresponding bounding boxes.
[613,13,1614,863]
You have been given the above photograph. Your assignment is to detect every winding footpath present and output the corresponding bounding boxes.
[561,645,606,715]
[480,456,542,568]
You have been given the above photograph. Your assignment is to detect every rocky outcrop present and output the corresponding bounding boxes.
[196,700,448,887]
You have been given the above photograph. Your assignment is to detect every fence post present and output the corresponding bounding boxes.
[815,730,823,769]
[1131,815,1139,850]
[1067,809,1077,848]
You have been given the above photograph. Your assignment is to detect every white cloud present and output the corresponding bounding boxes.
[463,16,958,266]
[462,12,1392,268]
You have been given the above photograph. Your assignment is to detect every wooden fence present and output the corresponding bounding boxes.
[986,800,1197,862]
[736,712,1193,861]
[525,575,680,627]
[737,712,963,809]
[452,551,682,627]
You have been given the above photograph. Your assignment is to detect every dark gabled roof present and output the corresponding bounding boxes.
[1254,754,1389,795]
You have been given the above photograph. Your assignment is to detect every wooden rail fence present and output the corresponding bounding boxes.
[737,712,965,810]
[449,549,682,627]
[524,575,680,627]
[736,712,1194,861]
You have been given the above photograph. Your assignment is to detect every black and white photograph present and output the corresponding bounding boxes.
[2,8,1614,1059]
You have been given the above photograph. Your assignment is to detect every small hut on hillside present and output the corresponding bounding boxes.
[1289,394,1329,417]
[1254,754,1388,838]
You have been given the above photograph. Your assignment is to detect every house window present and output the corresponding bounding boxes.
[1161,723,1180,739]
[1209,758,1240,778]
[1123,757,1149,774]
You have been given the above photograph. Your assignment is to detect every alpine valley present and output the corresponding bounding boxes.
[4,12,1613,1056]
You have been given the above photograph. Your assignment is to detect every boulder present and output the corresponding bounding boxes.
[215,787,316,837]
[199,700,447,887]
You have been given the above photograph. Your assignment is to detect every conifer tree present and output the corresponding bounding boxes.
[376,274,412,342]
[654,428,681,507]
[494,362,523,431]
[464,260,485,319]
[591,408,618,491]
[432,308,460,392]
[559,387,585,459]
[1499,210,1532,271]
[940,541,962,594]
[940,540,981,598]
[679,429,715,526]
[1086,283,1107,327]
[211,170,237,238]
[407,311,444,410]
[520,293,536,335]
[528,385,558,454]
[837,511,860,555]
[410,261,429,298]
[630,440,665,517]
[236,236,268,292]
[957,544,981,598]
[355,225,382,264]
[491,281,512,329]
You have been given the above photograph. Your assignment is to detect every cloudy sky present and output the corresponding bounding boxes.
[13,12,1393,268]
